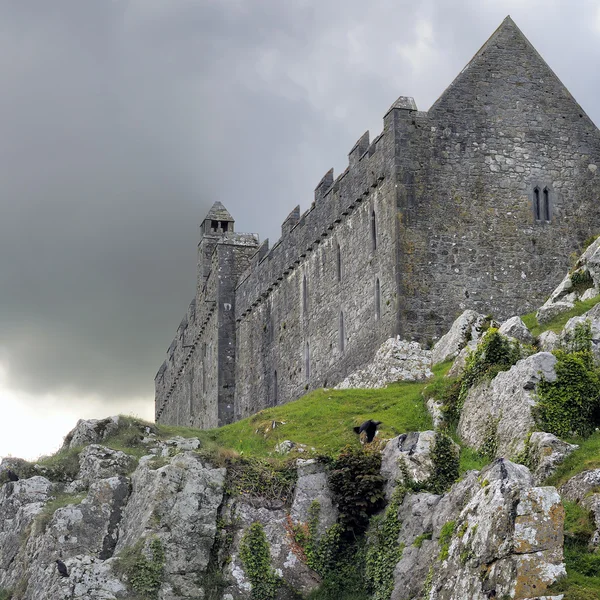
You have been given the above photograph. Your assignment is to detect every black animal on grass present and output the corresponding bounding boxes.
[353,420,382,443]
[56,559,69,578]
[7,469,19,482]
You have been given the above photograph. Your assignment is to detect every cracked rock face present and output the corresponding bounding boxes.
[431,310,489,365]
[458,352,557,459]
[335,337,433,389]
[61,417,122,451]
[390,460,565,600]
[115,452,226,599]
[527,432,578,485]
[381,431,459,499]
[499,316,534,344]
[224,497,321,599]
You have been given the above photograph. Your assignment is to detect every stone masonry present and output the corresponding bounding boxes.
[156,17,600,428]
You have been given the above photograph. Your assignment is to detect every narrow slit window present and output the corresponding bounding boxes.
[339,311,345,351]
[534,188,541,221]
[273,371,278,406]
[303,275,308,315]
[336,243,342,282]
[305,342,310,381]
[371,210,377,250]
[543,188,550,221]
[375,278,381,321]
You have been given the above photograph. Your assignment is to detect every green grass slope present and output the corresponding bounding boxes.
[163,361,452,459]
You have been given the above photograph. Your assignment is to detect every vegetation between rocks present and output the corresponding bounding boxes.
[240,522,281,600]
[117,537,165,600]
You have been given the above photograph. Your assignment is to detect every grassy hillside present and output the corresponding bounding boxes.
[162,361,452,459]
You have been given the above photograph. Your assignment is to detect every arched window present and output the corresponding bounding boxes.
[375,278,381,321]
[336,243,342,282]
[302,275,308,315]
[305,342,310,381]
[371,210,377,250]
[273,371,278,406]
[543,188,550,221]
[533,188,541,221]
[339,311,345,352]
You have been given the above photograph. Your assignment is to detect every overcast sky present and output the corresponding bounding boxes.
[2,0,600,459]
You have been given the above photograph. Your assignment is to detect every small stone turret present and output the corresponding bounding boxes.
[197,202,235,296]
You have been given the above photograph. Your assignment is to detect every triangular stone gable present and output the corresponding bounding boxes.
[429,16,598,133]
[204,201,234,224]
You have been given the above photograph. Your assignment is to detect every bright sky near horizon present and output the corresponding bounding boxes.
[2,0,600,460]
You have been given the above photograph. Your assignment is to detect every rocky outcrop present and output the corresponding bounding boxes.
[335,337,432,389]
[290,459,337,536]
[499,316,534,344]
[391,459,565,600]
[61,417,122,450]
[527,432,578,485]
[536,237,600,324]
[458,352,557,458]
[432,310,490,365]
[560,469,600,547]
[0,415,571,600]
[380,431,459,499]
[538,330,560,352]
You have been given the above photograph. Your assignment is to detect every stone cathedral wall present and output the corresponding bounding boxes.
[156,18,600,428]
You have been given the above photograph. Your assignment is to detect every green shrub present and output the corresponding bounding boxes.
[240,523,280,600]
[534,349,600,438]
[440,329,523,425]
[118,537,165,599]
[364,487,405,600]
[438,520,456,561]
[0,589,12,600]
[426,431,460,494]
[328,447,386,537]
[570,270,594,294]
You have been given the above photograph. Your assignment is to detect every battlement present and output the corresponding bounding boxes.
[234,105,408,318]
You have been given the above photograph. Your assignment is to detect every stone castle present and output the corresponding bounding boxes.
[155,16,600,428]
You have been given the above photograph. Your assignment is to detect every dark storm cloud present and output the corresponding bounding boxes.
[1,0,599,405]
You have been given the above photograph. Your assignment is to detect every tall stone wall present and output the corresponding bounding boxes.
[233,115,405,417]
[155,234,257,427]
[155,17,600,429]
[394,17,600,341]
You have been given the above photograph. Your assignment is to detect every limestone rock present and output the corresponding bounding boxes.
[538,330,560,352]
[527,432,578,485]
[458,352,557,458]
[290,459,337,536]
[224,497,321,599]
[381,431,459,498]
[335,337,432,389]
[115,452,226,599]
[560,469,600,548]
[537,300,575,325]
[0,476,52,576]
[535,238,600,326]
[426,397,444,429]
[561,304,600,361]
[446,340,477,377]
[62,417,121,450]
[499,316,534,344]
[581,287,599,301]
[77,445,137,484]
[148,436,202,457]
[432,310,490,365]
[390,460,565,600]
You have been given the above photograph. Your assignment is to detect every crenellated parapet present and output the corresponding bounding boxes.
[233,105,405,321]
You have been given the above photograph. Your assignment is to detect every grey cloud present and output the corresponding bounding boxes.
[1,0,599,407]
